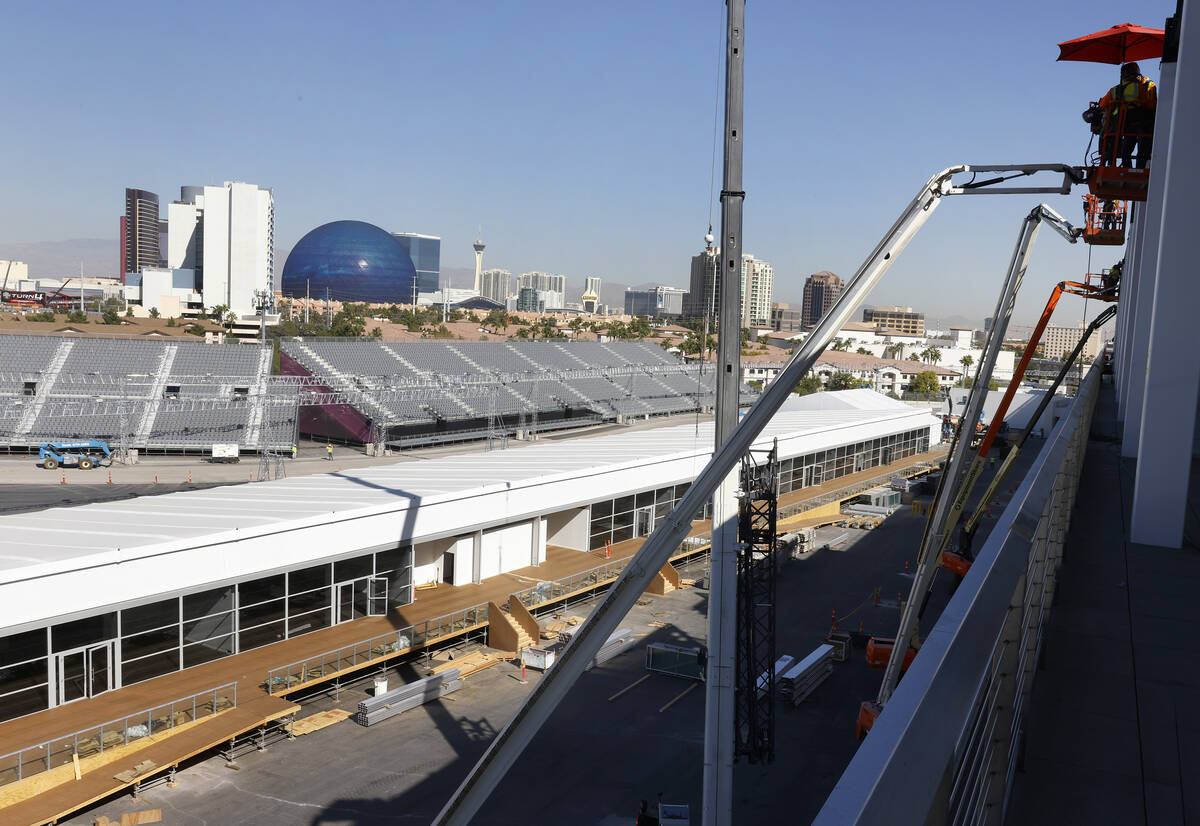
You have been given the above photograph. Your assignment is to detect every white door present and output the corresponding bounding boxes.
[56,642,113,705]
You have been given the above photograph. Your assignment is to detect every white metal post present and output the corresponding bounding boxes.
[1131,6,1198,547]
[1120,58,1176,454]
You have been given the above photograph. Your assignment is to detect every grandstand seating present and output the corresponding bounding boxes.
[278,339,753,447]
[0,335,289,452]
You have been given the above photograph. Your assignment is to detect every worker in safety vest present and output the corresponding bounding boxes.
[325,443,333,460]
[1091,62,1157,168]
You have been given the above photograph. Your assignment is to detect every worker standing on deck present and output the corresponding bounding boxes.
[291,444,297,461]
[1090,62,1157,167]
[325,443,333,461]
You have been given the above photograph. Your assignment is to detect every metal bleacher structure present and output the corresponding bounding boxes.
[279,339,755,448]
[0,335,295,454]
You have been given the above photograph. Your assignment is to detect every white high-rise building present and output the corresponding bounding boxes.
[479,269,512,304]
[741,255,774,328]
[582,276,602,313]
[517,272,566,310]
[168,182,274,316]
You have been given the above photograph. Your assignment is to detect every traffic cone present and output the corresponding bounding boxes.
[107,470,112,485]
[904,559,910,574]
[60,470,66,485]
[154,474,158,485]
[188,471,192,484]
[831,608,838,631]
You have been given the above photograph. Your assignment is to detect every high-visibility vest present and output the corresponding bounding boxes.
[1101,77,1156,113]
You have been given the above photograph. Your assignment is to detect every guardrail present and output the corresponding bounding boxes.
[0,681,237,788]
[507,532,714,613]
[264,603,489,695]
[814,360,1101,826]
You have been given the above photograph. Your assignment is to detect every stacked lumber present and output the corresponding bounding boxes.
[541,619,568,639]
[586,628,637,671]
[355,670,462,727]
[779,644,834,705]
[756,655,796,697]
[426,650,510,678]
[291,708,352,736]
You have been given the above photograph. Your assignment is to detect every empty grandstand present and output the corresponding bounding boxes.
[279,339,751,448]
[0,335,295,454]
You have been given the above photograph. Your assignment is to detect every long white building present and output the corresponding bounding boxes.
[0,393,936,723]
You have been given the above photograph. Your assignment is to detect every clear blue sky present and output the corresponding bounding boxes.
[0,0,1172,324]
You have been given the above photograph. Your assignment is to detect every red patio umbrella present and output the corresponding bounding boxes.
[1057,22,1165,64]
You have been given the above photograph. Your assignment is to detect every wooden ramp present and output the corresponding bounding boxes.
[1,694,297,826]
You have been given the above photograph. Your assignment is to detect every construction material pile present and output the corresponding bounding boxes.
[355,670,463,727]
[780,644,834,705]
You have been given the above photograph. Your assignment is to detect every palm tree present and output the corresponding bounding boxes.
[959,354,974,387]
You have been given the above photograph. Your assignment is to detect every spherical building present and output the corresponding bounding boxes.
[281,220,417,304]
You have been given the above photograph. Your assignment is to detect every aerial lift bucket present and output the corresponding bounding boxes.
[1082,194,1127,245]
[865,636,916,670]
[1086,105,1151,202]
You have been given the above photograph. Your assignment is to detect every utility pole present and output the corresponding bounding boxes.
[705,3,744,825]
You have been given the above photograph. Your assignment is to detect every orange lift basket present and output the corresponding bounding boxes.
[1086,105,1150,202]
[1082,194,1127,245]
[865,636,916,670]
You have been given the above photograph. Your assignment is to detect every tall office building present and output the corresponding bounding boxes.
[517,272,566,310]
[122,188,162,280]
[801,271,844,329]
[685,247,720,322]
[863,305,925,336]
[741,255,774,328]
[167,182,274,316]
[582,276,602,314]
[392,233,441,295]
[1042,322,1102,361]
[479,269,512,304]
[684,247,770,328]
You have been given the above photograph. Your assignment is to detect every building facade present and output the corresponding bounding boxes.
[741,255,774,328]
[685,247,720,322]
[625,286,685,318]
[770,302,805,333]
[168,183,274,316]
[479,269,512,305]
[392,233,441,296]
[1042,322,1102,361]
[517,272,566,310]
[582,276,602,314]
[802,271,843,329]
[863,305,926,336]
[123,188,163,280]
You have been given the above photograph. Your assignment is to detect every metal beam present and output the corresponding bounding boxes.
[704,1,745,822]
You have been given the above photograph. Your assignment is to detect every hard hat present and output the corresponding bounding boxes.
[1121,61,1140,77]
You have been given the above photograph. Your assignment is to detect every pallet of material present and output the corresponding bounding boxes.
[542,619,568,639]
[586,628,637,671]
[291,708,353,736]
[779,644,835,705]
[355,670,463,727]
[756,655,795,697]
[427,650,510,678]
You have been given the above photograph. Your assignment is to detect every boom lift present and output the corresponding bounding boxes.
[857,204,1106,738]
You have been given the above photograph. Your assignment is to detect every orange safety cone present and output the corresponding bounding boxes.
[898,590,903,608]
[874,587,881,607]
[188,471,192,484]
[904,559,910,574]
[107,470,112,485]
[831,608,838,631]
[154,474,158,485]
[60,470,66,485]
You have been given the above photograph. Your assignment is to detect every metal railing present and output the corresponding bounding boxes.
[264,603,489,695]
[507,532,714,613]
[776,456,945,522]
[814,359,1101,826]
[0,681,237,788]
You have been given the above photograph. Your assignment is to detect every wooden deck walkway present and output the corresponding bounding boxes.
[0,446,944,825]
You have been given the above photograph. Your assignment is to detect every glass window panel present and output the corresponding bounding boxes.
[121,649,180,685]
[183,612,234,644]
[655,487,674,506]
[238,574,285,606]
[289,564,331,594]
[121,627,179,661]
[239,599,286,629]
[655,500,673,520]
[674,483,691,499]
[287,608,331,638]
[591,499,612,518]
[613,510,634,530]
[53,614,116,653]
[375,546,411,575]
[589,514,612,534]
[0,629,47,667]
[589,534,608,551]
[288,588,331,617]
[334,555,373,583]
[635,491,653,509]
[0,685,48,724]
[121,598,180,636]
[183,586,234,621]
[612,524,634,544]
[239,620,286,652]
[0,659,47,695]
[182,635,234,668]
[613,495,634,514]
